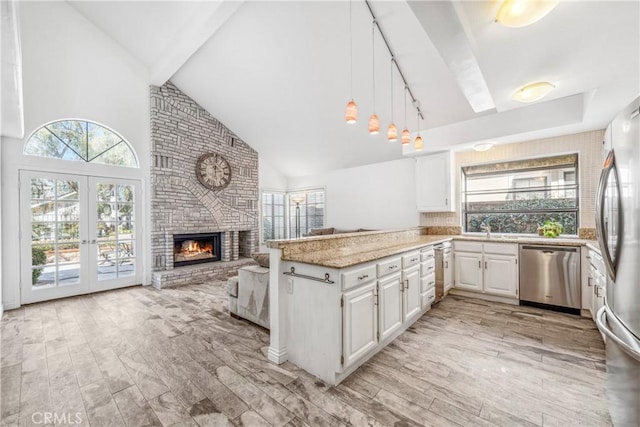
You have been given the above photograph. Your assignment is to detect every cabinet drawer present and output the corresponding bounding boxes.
[421,287,436,308]
[342,264,377,290]
[402,251,421,269]
[377,257,402,277]
[420,273,435,293]
[454,241,482,253]
[420,259,435,277]
[420,247,435,262]
[483,243,517,256]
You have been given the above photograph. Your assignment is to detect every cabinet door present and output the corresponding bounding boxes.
[378,273,403,342]
[416,152,454,212]
[454,252,483,291]
[403,266,422,322]
[484,255,518,297]
[443,252,453,292]
[342,282,378,368]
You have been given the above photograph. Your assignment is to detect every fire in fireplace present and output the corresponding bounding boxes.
[173,233,222,267]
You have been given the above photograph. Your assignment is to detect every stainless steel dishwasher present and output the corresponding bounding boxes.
[519,245,581,313]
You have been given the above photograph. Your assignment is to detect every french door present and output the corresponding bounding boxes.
[20,171,142,304]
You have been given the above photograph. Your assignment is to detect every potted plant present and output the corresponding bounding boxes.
[538,220,563,238]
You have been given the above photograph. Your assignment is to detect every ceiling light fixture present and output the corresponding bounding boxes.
[401,86,411,145]
[512,81,555,103]
[414,106,423,152]
[495,0,559,28]
[387,59,398,142]
[473,142,494,152]
[368,19,380,135]
[346,1,423,146]
[345,0,357,124]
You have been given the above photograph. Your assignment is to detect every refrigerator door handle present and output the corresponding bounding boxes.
[596,306,640,362]
[595,150,621,281]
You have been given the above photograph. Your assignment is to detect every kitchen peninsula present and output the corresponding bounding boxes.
[266,227,595,385]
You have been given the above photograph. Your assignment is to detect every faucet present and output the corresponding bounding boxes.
[480,223,491,239]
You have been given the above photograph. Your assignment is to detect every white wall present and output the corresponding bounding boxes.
[1,1,150,310]
[288,158,419,230]
[259,156,287,191]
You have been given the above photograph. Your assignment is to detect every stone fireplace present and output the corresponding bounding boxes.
[150,82,259,288]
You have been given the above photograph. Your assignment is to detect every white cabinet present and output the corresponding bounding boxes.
[453,243,518,298]
[454,252,483,291]
[587,248,606,322]
[443,250,453,293]
[416,151,454,212]
[378,272,403,341]
[483,254,518,297]
[403,266,422,321]
[342,282,378,368]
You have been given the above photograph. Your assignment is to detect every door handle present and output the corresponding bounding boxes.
[596,307,640,362]
[596,149,621,281]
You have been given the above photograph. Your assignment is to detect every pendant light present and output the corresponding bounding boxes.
[345,0,357,123]
[387,59,398,142]
[368,19,379,134]
[414,108,423,151]
[401,86,411,144]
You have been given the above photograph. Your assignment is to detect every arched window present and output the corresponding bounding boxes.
[24,120,138,168]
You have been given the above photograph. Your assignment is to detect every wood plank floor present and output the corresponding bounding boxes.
[1,282,611,426]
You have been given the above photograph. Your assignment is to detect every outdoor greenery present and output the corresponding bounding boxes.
[465,198,577,234]
[32,246,47,284]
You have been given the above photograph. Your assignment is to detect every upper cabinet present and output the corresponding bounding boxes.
[416,151,455,212]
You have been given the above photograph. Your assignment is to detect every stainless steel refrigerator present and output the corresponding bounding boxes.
[595,95,640,427]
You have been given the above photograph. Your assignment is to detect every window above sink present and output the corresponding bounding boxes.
[461,154,579,236]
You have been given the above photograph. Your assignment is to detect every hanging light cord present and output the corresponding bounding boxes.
[349,0,353,100]
[390,59,394,121]
[371,19,376,112]
[403,86,407,127]
[364,0,423,120]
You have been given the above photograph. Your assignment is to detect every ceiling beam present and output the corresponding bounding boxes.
[408,0,495,114]
[1,0,24,139]
[149,0,245,86]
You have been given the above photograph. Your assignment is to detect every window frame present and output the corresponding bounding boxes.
[23,119,139,168]
[260,189,287,242]
[461,155,580,236]
[260,186,326,243]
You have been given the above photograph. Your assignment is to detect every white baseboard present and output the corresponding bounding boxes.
[267,346,288,364]
[449,288,519,305]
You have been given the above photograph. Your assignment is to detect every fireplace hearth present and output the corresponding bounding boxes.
[173,233,222,267]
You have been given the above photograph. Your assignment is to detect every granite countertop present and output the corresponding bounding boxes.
[280,233,597,269]
[283,235,451,269]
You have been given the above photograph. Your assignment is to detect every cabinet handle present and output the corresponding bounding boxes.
[405,279,409,289]
[485,261,487,269]
[428,295,434,301]
[588,277,592,287]
[374,292,378,305]
[445,198,448,206]
[411,257,418,262]
[358,274,369,280]
[478,260,481,268]
[444,261,448,268]
[389,265,397,270]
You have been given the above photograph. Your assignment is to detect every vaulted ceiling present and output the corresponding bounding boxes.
[67,0,639,177]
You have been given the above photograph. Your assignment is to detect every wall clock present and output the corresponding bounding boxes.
[196,153,232,190]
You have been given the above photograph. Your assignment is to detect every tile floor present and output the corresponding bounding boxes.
[0,282,611,426]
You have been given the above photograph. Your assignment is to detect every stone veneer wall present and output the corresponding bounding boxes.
[421,129,604,234]
[150,82,259,280]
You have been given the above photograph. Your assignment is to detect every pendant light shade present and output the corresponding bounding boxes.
[414,135,424,151]
[401,128,411,145]
[495,0,559,28]
[369,114,380,134]
[387,123,398,142]
[345,100,358,123]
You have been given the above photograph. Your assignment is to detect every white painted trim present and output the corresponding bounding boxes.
[267,346,288,365]
[449,288,519,305]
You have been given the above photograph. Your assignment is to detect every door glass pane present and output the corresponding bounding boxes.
[95,181,136,280]
[30,177,81,289]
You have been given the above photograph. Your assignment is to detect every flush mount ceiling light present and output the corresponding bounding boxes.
[512,81,555,103]
[345,0,357,124]
[473,142,494,152]
[495,0,559,28]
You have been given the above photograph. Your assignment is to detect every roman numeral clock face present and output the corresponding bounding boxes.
[196,153,231,190]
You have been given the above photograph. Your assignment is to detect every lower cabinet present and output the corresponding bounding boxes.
[378,272,403,341]
[342,281,378,367]
[403,265,422,321]
[453,243,518,298]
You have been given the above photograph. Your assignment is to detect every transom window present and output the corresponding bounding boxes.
[462,154,579,235]
[24,120,138,168]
